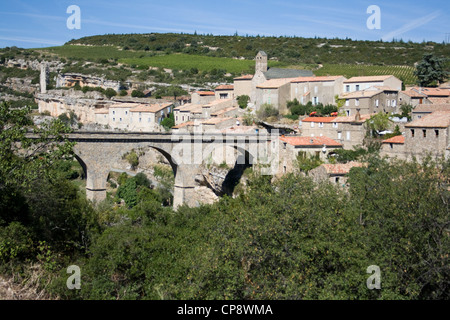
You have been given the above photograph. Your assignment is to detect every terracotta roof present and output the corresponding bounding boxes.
[344,75,393,83]
[200,117,233,125]
[194,91,215,96]
[172,121,194,129]
[401,89,427,98]
[257,78,292,89]
[234,74,253,80]
[130,103,172,113]
[301,116,337,123]
[280,135,342,147]
[290,76,343,83]
[321,161,366,175]
[412,87,450,97]
[372,85,399,91]
[340,90,381,99]
[215,84,234,90]
[221,125,259,134]
[204,98,232,107]
[211,106,238,117]
[405,111,450,128]
[94,109,109,114]
[333,114,372,123]
[428,97,450,104]
[413,104,450,113]
[382,135,405,144]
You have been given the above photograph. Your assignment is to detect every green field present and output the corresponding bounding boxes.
[119,54,284,74]
[315,64,417,85]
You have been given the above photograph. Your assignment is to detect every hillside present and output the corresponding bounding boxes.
[65,33,449,66]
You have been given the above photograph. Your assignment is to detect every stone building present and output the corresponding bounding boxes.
[343,75,402,93]
[255,78,292,114]
[290,76,346,106]
[339,87,399,116]
[215,85,234,100]
[411,104,450,121]
[129,103,173,132]
[403,111,450,161]
[191,90,216,105]
[278,135,343,174]
[233,74,253,99]
[309,161,365,185]
[380,135,406,159]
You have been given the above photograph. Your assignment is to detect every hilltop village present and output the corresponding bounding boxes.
[34,51,450,185]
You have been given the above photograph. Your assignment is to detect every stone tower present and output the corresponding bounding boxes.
[40,62,48,94]
[255,51,268,73]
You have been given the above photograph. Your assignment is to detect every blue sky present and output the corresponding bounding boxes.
[0,0,449,48]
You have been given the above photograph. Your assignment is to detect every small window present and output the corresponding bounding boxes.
[112,111,115,115]
[319,122,324,128]
[411,129,415,137]
[120,118,122,122]
[345,85,350,92]
[435,130,439,137]
[335,177,340,183]
[390,143,393,149]
[355,85,360,91]
[139,118,142,123]
[333,122,338,128]
[113,118,115,122]
[125,111,128,115]
[345,100,349,106]
[375,99,379,107]
[423,130,426,138]
[311,122,315,128]
[346,110,350,116]
[355,99,359,106]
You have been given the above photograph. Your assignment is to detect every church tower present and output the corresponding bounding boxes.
[255,51,268,73]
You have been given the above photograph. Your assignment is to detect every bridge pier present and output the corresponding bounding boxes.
[173,164,200,209]
[86,167,110,203]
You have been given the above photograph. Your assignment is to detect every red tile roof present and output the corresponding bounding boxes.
[405,111,450,128]
[382,135,405,144]
[280,135,342,147]
[130,103,172,113]
[412,87,450,97]
[290,76,343,83]
[344,75,393,83]
[215,84,234,90]
[301,116,337,123]
[195,91,215,96]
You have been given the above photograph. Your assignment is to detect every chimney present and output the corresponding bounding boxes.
[355,108,361,121]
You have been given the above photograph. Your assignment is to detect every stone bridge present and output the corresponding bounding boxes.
[65,131,279,207]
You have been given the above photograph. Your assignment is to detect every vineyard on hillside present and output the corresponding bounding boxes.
[315,64,416,85]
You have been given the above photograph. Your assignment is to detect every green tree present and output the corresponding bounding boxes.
[105,88,117,99]
[414,53,448,87]
[367,112,391,137]
[237,95,250,109]
[161,112,175,130]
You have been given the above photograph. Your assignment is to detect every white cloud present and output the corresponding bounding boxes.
[381,11,441,41]
[0,35,63,46]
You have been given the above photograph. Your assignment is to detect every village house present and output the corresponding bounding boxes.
[411,104,450,120]
[300,113,372,149]
[191,90,216,105]
[278,135,343,174]
[403,111,450,161]
[309,161,366,185]
[215,85,235,100]
[173,103,202,125]
[129,103,173,132]
[333,113,372,149]
[399,89,430,107]
[290,76,347,106]
[255,78,292,114]
[106,103,137,130]
[300,116,339,139]
[380,135,406,160]
[339,87,400,116]
[233,74,253,99]
[343,75,402,93]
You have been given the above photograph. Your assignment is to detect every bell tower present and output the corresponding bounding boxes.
[255,51,268,73]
